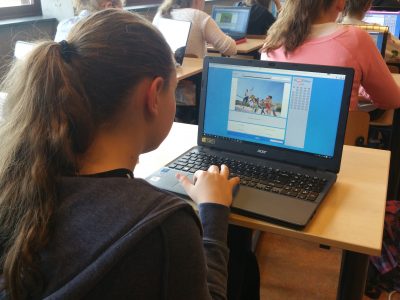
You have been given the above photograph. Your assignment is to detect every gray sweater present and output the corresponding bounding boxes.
[35,176,230,299]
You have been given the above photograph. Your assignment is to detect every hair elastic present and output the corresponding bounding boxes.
[59,40,74,63]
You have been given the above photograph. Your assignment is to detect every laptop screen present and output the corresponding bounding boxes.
[364,10,400,37]
[211,6,250,35]
[198,57,353,173]
[153,18,191,65]
[368,31,386,55]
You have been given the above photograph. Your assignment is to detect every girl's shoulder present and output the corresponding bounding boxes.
[339,25,372,40]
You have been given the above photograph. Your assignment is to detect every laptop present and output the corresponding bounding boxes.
[147,57,353,229]
[364,10,400,38]
[153,18,191,66]
[211,6,250,41]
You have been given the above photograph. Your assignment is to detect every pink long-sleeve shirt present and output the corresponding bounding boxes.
[262,24,400,110]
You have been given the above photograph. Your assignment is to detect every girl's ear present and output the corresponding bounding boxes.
[144,77,165,117]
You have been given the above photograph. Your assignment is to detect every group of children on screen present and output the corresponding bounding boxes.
[1,0,400,299]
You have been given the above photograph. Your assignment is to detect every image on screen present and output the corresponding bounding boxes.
[213,8,249,33]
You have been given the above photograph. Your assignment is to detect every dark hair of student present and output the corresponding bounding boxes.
[159,0,194,17]
[0,9,174,299]
[342,0,373,17]
[261,0,335,54]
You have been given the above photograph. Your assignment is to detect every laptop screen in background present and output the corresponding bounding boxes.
[364,10,400,37]
[368,31,386,54]
[153,18,191,64]
[202,63,346,158]
[212,7,250,35]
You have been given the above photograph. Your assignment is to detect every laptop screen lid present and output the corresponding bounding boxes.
[364,10,400,37]
[211,6,250,37]
[153,18,191,65]
[197,57,354,174]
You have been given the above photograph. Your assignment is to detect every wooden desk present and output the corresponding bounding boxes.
[176,57,203,81]
[135,122,389,300]
[236,38,265,54]
[207,38,265,55]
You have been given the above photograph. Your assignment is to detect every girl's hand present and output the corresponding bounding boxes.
[176,164,240,207]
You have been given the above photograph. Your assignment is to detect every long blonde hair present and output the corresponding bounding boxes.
[261,0,335,54]
[159,0,194,17]
[0,9,174,299]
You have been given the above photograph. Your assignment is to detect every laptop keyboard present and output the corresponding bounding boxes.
[167,150,328,202]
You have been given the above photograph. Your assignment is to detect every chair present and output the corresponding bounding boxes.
[344,111,370,146]
[369,109,394,149]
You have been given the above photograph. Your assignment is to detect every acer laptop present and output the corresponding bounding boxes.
[146,57,353,229]
[364,10,400,37]
[153,18,191,65]
[211,6,250,41]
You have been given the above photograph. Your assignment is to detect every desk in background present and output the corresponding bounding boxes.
[136,122,389,300]
[176,57,203,81]
[207,37,265,58]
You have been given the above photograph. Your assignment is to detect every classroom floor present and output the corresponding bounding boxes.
[255,232,400,300]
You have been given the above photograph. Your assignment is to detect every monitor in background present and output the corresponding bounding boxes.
[211,6,250,40]
[14,41,35,60]
[364,10,400,37]
[153,18,191,65]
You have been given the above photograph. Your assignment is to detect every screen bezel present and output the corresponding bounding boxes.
[197,56,354,174]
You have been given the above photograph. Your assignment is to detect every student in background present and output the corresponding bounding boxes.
[0,9,239,299]
[261,0,400,111]
[236,0,276,35]
[153,0,237,58]
[54,0,125,42]
[341,0,400,63]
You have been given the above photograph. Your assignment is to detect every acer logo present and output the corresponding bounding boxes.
[257,149,267,154]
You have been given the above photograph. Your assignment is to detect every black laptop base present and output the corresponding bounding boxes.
[146,146,337,229]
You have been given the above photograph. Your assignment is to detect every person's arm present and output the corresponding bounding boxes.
[177,164,239,299]
[358,30,400,109]
[273,0,282,11]
[203,17,237,56]
[198,203,230,299]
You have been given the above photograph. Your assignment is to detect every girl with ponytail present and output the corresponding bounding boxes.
[261,0,400,111]
[0,9,238,299]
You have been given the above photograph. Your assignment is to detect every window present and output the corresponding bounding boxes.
[0,0,42,20]
[124,0,162,6]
